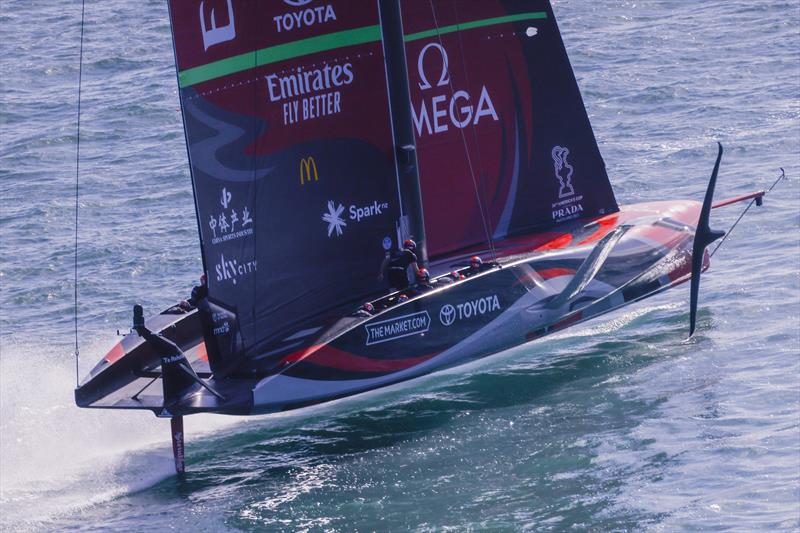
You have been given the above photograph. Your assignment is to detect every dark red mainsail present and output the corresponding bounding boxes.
[401,0,618,257]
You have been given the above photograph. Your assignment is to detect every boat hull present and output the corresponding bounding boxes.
[76,200,704,416]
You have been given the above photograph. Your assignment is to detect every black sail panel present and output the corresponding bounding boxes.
[168,1,403,359]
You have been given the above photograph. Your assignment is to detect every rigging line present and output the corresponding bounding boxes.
[427,1,497,262]
[709,168,786,258]
[249,11,259,336]
[73,0,87,387]
[451,0,497,263]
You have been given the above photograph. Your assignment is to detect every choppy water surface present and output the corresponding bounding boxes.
[1,1,798,531]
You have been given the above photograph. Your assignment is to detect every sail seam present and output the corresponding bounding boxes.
[179,25,382,87]
[178,11,547,88]
[404,11,547,42]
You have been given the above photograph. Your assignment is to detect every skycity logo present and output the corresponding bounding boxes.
[439,295,501,326]
[199,0,236,51]
[412,43,499,137]
[551,145,584,222]
[274,0,337,33]
[214,253,257,285]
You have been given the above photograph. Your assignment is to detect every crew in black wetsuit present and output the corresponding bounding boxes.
[179,274,207,310]
[408,268,434,296]
[380,239,419,291]
[434,270,463,287]
[464,255,491,277]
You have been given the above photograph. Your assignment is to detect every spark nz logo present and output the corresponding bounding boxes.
[322,200,390,237]
[412,43,499,137]
[439,295,501,326]
[322,201,347,237]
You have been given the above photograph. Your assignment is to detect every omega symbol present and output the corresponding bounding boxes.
[417,42,450,90]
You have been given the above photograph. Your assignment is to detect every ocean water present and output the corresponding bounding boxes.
[1,1,798,531]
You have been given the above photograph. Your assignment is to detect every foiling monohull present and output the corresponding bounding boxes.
[75,0,768,473]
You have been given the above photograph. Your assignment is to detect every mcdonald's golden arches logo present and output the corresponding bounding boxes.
[300,156,319,185]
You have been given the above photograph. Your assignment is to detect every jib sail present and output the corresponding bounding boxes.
[401,0,619,257]
[168,1,407,359]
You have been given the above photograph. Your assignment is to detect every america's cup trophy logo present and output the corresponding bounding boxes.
[552,146,575,199]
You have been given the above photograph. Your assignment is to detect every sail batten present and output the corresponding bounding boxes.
[179,24,383,88]
[404,11,547,42]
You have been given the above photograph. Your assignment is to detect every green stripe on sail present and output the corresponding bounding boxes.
[404,11,547,42]
[178,25,382,88]
[178,11,548,88]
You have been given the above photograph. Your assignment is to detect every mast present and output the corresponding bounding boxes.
[379,0,428,265]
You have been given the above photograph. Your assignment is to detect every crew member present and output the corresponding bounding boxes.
[435,270,464,287]
[353,302,375,317]
[409,268,434,296]
[379,239,419,291]
[179,274,207,310]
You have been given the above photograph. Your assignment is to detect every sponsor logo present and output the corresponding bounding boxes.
[212,311,232,336]
[439,304,456,326]
[212,322,230,336]
[552,146,575,199]
[439,295,501,326]
[214,253,257,285]
[350,200,388,222]
[220,187,232,208]
[365,311,431,345]
[200,0,236,51]
[551,146,584,222]
[300,156,319,185]
[274,1,337,33]
[161,353,185,365]
[322,200,390,237]
[322,201,347,237]
[208,188,254,245]
[267,63,353,125]
[413,43,499,137]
